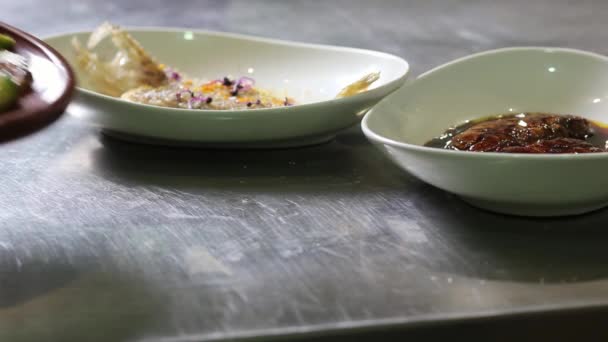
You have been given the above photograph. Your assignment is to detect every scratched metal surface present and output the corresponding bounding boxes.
[2,0,608,341]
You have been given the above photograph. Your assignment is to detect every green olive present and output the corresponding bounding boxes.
[0,75,19,111]
[0,34,15,50]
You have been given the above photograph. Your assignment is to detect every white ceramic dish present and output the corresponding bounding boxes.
[44,28,409,148]
[363,47,608,217]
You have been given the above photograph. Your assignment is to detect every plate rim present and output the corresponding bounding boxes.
[0,21,75,143]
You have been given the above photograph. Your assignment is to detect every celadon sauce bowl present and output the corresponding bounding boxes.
[44,28,409,148]
[363,47,608,217]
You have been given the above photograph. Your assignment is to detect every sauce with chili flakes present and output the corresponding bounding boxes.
[425,113,608,153]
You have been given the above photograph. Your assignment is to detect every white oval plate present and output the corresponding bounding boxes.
[44,28,409,148]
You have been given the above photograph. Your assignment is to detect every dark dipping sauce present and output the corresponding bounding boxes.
[425,113,608,153]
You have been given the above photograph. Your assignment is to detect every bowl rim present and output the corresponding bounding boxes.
[43,26,410,115]
[416,46,608,80]
[363,46,608,160]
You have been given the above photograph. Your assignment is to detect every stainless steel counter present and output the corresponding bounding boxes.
[2,1,608,341]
